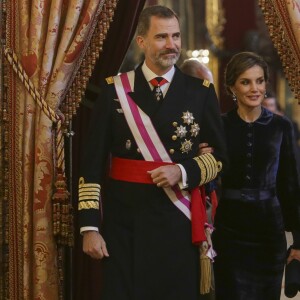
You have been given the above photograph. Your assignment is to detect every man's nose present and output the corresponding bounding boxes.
[165,37,175,48]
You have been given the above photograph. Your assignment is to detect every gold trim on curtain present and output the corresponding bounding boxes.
[0,2,6,298]
[3,0,119,299]
[259,0,300,103]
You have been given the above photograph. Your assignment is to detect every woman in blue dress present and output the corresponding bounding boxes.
[210,52,300,300]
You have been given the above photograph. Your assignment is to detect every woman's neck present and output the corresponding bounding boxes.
[237,106,262,123]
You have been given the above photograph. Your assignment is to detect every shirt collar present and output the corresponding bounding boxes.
[141,61,175,84]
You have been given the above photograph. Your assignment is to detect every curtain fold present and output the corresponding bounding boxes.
[3,1,119,299]
[259,0,300,103]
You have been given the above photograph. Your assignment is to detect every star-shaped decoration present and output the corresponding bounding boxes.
[175,125,187,138]
[181,111,194,125]
[180,139,193,154]
[190,123,200,137]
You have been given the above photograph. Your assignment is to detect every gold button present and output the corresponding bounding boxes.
[172,122,178,127]
[137,148,141,153]
[172,135,177,141]
[169,149,175,154]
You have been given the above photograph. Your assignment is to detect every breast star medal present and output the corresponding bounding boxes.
[180,139,193,153]
[175,125,187,138]
[190,123,200,137]
[182,111,195,125]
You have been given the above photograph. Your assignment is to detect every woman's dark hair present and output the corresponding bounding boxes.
[224,52,269,95]
[137,5,179,37]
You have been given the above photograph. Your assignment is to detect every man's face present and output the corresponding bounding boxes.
[136,16,181,75]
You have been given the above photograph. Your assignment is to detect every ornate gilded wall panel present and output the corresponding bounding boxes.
[206,0,225,95]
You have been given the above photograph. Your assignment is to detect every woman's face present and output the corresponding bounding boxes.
[230,65,266,109]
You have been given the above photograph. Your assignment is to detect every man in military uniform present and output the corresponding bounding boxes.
[78,5,227,300]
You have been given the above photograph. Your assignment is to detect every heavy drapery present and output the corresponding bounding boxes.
[259,0,300,103]
[1,0,119,299]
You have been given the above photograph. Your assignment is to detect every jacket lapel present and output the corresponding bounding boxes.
[152,68,186,127]
[126,66,186,119]
[127,66,159,116]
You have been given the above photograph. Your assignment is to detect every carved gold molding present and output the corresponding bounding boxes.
[206,0,226,97]
[206,0,225,50]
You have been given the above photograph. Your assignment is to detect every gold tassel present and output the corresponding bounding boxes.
[200,241,212,294]
[52,170,74,246]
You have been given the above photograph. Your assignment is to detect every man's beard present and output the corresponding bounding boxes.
[156,50,180,68]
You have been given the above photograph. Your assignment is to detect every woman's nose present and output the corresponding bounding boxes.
[250,82,258,91]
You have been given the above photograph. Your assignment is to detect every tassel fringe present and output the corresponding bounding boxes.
[200,241,212,294]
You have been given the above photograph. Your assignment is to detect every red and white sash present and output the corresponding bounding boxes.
[113,71,192,219]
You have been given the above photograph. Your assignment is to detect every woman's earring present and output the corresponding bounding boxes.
[232,94,237,101]
[264,92,268,98]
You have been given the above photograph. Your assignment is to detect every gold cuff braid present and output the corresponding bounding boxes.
[78,177,101,210]
[193,153,222,186]
[78,201,99,210]
[193,156,207,186]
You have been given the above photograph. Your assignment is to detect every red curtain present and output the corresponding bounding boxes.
[71,1,146,299]
[3,1,117,299]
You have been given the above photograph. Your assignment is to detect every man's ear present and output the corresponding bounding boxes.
[136,35,145,49]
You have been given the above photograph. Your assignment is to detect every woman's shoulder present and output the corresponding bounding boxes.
[271,112,293,127]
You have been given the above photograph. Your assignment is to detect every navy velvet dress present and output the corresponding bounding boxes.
[213,108,300,300]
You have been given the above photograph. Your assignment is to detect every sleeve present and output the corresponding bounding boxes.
[292,231,300,249]
[180,83,228,190]
[277,118,300,231]
[77,78,114,231]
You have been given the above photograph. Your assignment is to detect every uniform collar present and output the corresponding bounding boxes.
[141,61,175,84]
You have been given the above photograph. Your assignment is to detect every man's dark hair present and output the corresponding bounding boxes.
[137,5,179,37]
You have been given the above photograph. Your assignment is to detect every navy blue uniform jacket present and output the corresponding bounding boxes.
[78,65,227,300]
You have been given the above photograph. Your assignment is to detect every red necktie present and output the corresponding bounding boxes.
[150,77,168,101]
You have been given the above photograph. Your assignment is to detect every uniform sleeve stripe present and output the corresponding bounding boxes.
[79,195,100,201]
[79,191,100,197]
[78,201,99,210]
[78,177,101,208]
[194,153,222,186]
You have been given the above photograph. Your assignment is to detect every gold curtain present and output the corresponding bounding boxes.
[2,0,118,299]
[259,0,300,103]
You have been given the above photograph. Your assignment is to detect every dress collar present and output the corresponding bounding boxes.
[231,106,273,125]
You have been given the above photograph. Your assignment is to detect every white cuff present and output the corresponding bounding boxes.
[80,226,99,235]
[176,164,188,189]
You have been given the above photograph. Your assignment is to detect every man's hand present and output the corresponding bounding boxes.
[287,248,300,264]
[199,143,214,155]
[83,231,109,259]
[148,165,181,188]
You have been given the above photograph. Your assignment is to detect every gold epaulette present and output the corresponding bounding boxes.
[105,76,114,84]
[193,153,222,186]
[202,79,210,87]
[78,177,101,210]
